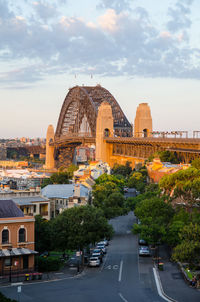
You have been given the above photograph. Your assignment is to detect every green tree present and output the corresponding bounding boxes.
[50,171,70,184]
[127,172,146,192]
[191,158,200,170]
[52,206,113,253]
[159,150,180,164]
[159,167,200,205]
[112,161,132,177]
[35,215,52,253]
[172,223,200,266]
[67,164,79,178]
[133,197,174,245]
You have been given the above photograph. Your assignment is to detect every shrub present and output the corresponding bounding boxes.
[37,256,62,272]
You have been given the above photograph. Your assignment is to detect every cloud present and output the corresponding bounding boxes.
[97,0,131,13]
[167,0,194,33]
[0,0,199,87]
[32,1,59,21]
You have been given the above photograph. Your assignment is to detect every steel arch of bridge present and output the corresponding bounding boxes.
[55,85,132,138]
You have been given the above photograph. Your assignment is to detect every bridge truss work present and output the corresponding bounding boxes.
[55,85,132,139]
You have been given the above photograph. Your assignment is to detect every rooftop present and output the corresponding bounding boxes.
[0,200,24,218]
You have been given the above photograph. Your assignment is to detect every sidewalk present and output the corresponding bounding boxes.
[0,264,83,287]
[157,245,200,302]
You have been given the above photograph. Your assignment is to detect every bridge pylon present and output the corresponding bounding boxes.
[45,124,55,170]
[96,102,114,163]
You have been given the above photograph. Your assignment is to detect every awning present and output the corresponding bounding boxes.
[0,248,38,257]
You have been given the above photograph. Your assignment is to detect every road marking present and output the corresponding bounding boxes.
[153,267,178,302]
[55,272,64,275]
[113,265,118,270]
[11,282,23,286]
[119,293,128,302]
[118,260,123,282]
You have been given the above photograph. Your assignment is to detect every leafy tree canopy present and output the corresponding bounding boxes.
[159,167,200,204]
[112,161,132,177]
[172,223,200,266]
[191,158,200,170]
[35,215,53,253]
[159,150,180,164]
[52,206,113,252]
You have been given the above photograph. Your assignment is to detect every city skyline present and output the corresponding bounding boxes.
[1,0,200,138]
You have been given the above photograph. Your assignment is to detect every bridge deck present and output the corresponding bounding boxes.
[105,137,200,145]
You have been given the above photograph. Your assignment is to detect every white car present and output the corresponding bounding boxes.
[139,246,151,256]
[88,257,101,267]
[96,244,107,254]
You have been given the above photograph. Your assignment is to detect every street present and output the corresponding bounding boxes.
[1,213,164,302]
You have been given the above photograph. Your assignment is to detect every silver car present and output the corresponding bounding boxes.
[88,256,101,267]
[96,244,107,254]
[139,246,151,256]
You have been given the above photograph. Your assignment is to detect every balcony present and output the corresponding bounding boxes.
[40,211,49,216]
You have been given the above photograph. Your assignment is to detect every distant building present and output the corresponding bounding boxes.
[0,192,53,220]
[41,184,90,214]
[147,158,190,183]
[0,200,37,276]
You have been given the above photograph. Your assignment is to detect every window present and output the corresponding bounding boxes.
[4,258,11,266]
[2,229,9,244]
[33,205,36,212]
[19,228,26,242]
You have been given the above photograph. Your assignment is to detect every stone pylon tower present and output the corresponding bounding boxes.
[96,102,114,162]
[134,103,152,137]
[45,124,55,169]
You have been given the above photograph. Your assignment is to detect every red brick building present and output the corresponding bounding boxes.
[0,200,37,277]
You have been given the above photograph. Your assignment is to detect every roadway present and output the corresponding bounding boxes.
[1,213,164,302]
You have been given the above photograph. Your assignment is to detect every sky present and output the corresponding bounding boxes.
[0,0,200,138]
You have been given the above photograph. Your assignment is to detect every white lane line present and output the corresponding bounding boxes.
[119,293,128,302]
[153,267,178,302]
[118,260,123,282]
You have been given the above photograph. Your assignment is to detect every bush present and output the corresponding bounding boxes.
[0,292,17,302]
[37,256,62,272]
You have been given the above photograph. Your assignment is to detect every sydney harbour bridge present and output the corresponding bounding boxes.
[45,85,200,169]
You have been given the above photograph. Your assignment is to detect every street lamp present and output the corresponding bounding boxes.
[8,247,12,283]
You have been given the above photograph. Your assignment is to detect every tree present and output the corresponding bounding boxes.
[159,150,180,164]
[52,206,113,253]
[95,173,125,190]
[50,171,70,184]
[159,167,200,206]
[191,158,200,170]
[172,223,200,267]
[35,215,53,253]
[127,172,146,192]
[112,161,132,177]
[133,197,174,245]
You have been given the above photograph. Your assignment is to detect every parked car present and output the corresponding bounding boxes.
[92,248,104,256]
[88,257,101,267]
[96,244,107,254]
[92,252,103,262]
[98,239,109,246]
[68,257,78,267]
[138,238,148,245]
[139,246,151,256]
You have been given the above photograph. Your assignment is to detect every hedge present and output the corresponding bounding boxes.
[37,256,62,272]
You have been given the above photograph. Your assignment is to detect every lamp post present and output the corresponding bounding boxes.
[8,247,12,283]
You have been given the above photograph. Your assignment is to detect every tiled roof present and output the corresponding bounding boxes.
[0,200,24,218]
